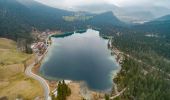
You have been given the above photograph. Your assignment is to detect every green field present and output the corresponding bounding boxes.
[63,16,93,22]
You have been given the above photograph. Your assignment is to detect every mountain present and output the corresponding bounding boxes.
[0,0,73,40]
[115,8,155,24]
[0,0,127,41]
[155,15,170,21]
[88,11,124,27]
[134,15,170,38]
[0,0,32,40]
[17,0,72,17]
[65,3,170,24]
[114,6,170,23]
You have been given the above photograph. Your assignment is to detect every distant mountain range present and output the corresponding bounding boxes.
[72,3,170,23]
[0,0,125,40]
[115,6,170,23]
[0,0,169,41]
[134,14,170,38]
[88,11,124,27]
[154,15,170,21]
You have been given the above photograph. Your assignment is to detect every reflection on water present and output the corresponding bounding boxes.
[40,29,119,91]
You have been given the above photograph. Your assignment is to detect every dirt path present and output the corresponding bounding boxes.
[110,88,126,100]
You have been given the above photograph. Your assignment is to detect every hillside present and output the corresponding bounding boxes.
[0,0,127,42]
[0,0,72,41]
[110,20,170,99]
[134,15,170,38]
[0,0,170,100]
[156,15,170,21]
[88,11,124,26]
[0,38,43,99]
[0,0,32,40]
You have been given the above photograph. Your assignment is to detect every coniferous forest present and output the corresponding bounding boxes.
[0,0,170,99]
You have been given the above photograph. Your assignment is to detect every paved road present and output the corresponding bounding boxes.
[25,56,51,100]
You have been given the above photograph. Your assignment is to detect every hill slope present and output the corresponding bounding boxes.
[88,11,124,26]
[0,0,126,41]
[134,15,170,38]
[0,0,72,40]
[0,38,43,100]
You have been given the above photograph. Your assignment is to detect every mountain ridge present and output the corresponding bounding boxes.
[0,0,125,41]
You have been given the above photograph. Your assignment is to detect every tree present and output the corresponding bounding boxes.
[52,80,71,100]
[105,94,110,100]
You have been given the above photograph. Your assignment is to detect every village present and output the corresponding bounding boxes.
[29,29,62,99]
[30,29,54,56]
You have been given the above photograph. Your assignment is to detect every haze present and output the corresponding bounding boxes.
[35,0,170,10]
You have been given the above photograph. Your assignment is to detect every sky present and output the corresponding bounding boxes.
[35,0,170,9]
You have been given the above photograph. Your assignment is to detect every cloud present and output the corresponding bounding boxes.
[35,0,112,9]
[113,0,170,8]
[35,0,170,9]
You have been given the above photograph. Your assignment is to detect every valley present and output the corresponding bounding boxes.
[0,0,170,100]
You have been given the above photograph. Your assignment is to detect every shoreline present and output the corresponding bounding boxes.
[31,32,124,99]
[25,32,60,100]
[109,41,127,99]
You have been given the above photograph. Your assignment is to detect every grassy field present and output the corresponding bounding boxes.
[63,16,93,22]
[0,38,43,100]
[0,38,29,65]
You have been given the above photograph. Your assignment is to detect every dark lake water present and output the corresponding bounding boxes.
[40,29,119,91]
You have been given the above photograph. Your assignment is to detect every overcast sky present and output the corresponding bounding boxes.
[35,0,170,9]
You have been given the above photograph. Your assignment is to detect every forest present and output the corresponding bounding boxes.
[110,27,170,99]
[0,0,170,99]
[114,57,170,100]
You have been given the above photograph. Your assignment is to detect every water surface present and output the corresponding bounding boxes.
[40,29,119,91]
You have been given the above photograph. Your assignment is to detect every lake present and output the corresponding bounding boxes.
[40,29,119,91]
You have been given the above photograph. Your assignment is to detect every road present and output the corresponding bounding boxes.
[25,55,51,100]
